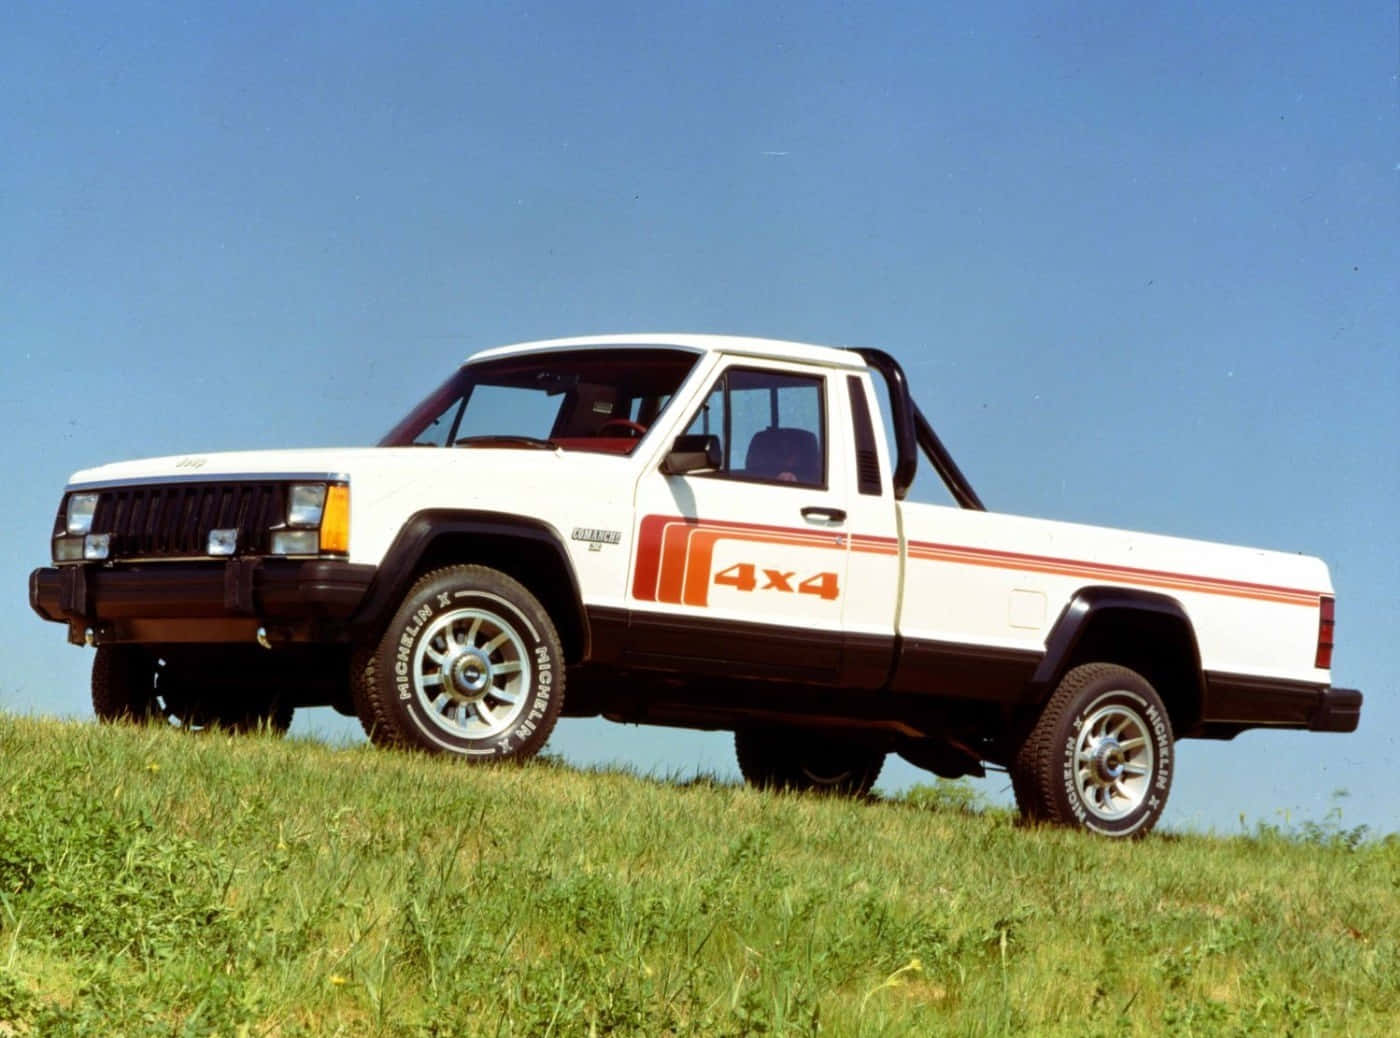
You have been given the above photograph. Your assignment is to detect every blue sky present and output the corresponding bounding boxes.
[3,2,1396,835]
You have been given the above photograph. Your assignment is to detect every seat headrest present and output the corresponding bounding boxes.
[745,427,821,484]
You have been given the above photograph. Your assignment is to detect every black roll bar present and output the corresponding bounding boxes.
[850,347,986,511]
[851,348,917,500]
[913,404,985,511]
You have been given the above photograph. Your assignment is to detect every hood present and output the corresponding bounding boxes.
[65,445,631,492]
[63,445,639,566]
[66,447,384,488]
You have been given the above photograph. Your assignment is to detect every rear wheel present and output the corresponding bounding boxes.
[1012,663,1173,837]
[92,645,293,733]
[734,728,885,797]
[354,565,564,759]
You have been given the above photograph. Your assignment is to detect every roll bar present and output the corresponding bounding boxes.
[850,348,986,511]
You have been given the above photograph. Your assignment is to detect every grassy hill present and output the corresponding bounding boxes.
[1,714,1396,1036]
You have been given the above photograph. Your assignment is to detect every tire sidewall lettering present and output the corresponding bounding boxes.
[384,584,555,758]
[1057,684,1173,836]
[393,598,438,701]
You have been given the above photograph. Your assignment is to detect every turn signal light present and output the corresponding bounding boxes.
[319,484,350,554]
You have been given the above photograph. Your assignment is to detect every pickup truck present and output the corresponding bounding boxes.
[29,334,1361,836]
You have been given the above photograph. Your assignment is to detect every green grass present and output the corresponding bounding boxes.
[1,714,1397,1036]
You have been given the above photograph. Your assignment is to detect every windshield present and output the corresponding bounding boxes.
[380,347,701,455]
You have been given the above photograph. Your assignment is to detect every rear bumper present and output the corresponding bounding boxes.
[30,560,376,645]
[1310,686,1363,733]
[1200,670,1363,735]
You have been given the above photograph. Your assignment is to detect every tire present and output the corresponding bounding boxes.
[92,645,293,733]
[354,565,564,760]
[1012,663,1173,837]
[734,728,885,797]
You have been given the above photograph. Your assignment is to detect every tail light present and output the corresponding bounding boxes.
[1315,596,1335,670]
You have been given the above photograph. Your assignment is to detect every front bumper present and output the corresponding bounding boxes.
[30,559,376,645]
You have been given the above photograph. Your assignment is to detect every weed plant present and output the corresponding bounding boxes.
[1,714,1396,1035]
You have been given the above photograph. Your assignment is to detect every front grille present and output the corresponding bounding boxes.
[91,482,286,558]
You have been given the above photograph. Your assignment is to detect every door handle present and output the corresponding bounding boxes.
[801,506,846,523]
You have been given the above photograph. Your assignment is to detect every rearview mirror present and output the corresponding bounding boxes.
[661,434,721,475]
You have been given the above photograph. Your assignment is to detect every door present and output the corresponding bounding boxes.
[629,362,853,682]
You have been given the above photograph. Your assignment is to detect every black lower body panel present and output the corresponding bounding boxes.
[575,607,1039,750]
[587,606,1042,702]
[890,638,1042,703]
[1202,671,1363,733]
[622,610,844,684]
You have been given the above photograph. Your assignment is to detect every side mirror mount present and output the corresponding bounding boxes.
[661,434,722,476]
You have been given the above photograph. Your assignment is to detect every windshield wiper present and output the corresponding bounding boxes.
[452,435,557,450]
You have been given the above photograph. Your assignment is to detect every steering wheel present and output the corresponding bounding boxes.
[599,418,648,439]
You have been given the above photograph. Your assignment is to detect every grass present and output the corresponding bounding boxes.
[1,713,1397,1036]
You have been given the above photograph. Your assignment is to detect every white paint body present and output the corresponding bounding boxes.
[63,334,1333,687]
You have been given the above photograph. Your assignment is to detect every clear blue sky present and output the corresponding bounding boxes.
[3,2,1396,835]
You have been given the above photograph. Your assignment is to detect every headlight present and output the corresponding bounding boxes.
[270,529,319,555]
[287,484,328,527]
[268,482,349,556]
[66,493,100,535]
[207,528,238,556]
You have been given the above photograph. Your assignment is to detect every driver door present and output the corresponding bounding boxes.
[628,361,852,683]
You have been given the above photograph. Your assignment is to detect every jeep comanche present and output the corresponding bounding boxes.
[30,334,1361,835]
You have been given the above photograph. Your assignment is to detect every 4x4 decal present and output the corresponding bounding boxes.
[633,514,844,607]
[714,562,841,600]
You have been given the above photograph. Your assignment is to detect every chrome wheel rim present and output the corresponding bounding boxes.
[1073,702,1154,821]
[796,742,867,789]
[152,659,211,729]
[799,765,856,787]
[412,607,530,740]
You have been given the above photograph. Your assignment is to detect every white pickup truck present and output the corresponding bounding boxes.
[30,334,1360,835]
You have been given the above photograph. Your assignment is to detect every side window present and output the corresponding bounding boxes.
[682,367,826,487]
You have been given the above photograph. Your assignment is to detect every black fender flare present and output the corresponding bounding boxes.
[1029,586,1204,707]
[349,510,589,659]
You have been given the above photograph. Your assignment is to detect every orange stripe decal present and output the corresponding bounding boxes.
[632,514,1323,609]
[903,540,1320,606]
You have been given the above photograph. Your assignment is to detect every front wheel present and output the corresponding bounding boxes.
[1012,663,1173,837]
[735,728,885,797]
[92,645,293,733]
[354,565,564,760]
